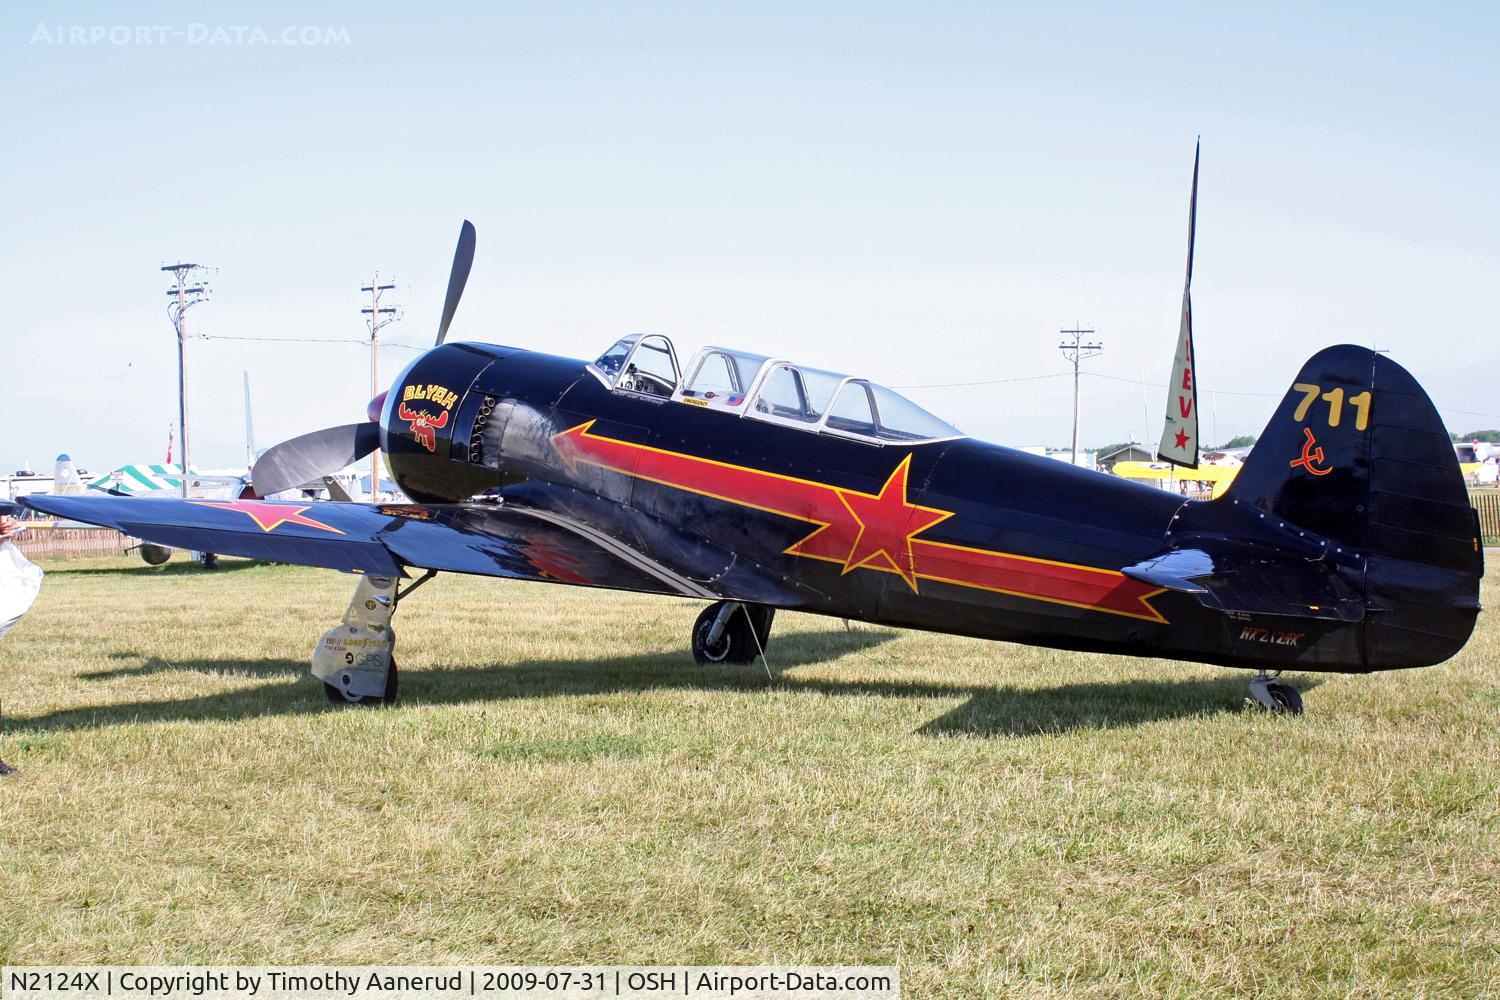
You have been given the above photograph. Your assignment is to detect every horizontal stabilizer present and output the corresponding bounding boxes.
[1123,546,1365,622]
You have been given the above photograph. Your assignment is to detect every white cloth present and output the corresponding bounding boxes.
[0,540,43,640]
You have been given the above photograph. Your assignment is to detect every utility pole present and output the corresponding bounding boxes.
[1058,325,1103,468]
[162,263,211,497]
[361,274,400,499]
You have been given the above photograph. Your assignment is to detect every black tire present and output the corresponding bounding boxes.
[139,543,172,566]
[1265,681,1303,715]
[324,656,399,706]
[692,603,761,665]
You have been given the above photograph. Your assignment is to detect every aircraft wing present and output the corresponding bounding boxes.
[19,494,806,604]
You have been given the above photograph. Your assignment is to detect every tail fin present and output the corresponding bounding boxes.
[1229,345,1482,667]
[52,453,84,496]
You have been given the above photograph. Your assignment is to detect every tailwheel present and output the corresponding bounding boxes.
[692,602,774,665]
[1248,671,1303,715]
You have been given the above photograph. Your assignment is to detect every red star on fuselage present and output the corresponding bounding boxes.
[188,499,344,535]
[549,422,1168,620]
[833,455,951,591]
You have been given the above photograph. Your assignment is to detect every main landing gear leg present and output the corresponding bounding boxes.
[1247,670,1303,715]
[311,569,436,707]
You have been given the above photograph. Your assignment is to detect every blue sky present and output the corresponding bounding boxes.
[3,1,1497,473]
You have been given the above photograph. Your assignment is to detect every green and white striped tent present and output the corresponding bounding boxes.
[86,464,189,495]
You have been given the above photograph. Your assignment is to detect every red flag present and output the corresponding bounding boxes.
[166,424,175,465]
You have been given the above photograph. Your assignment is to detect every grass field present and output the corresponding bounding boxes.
[1,555,1496,998]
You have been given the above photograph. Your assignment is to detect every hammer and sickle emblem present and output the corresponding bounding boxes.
[1289,426,1333,476]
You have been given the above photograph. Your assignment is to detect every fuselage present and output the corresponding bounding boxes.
[376,341,1371,671]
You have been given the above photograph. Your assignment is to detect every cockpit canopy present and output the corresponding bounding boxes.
[589,335,961,445]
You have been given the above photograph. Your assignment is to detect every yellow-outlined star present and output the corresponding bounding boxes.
[187,499,344,535]
[834,455,952,591]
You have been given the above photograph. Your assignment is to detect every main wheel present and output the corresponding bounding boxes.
[324,656,399,706]
[692,603,762,665]
[1264,681,1303,715]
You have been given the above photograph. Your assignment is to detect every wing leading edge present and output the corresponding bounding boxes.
[18,495,795,603]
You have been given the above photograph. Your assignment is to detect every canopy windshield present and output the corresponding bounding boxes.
[598,338,962,444]
[738,358,962,443]
[822,379,961,443]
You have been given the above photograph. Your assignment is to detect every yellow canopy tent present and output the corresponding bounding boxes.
[1112,461,1239,499]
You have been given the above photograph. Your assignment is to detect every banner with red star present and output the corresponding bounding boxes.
[1158,140,1201,469]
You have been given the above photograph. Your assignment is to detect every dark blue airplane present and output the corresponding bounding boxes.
[23,223,1483,713]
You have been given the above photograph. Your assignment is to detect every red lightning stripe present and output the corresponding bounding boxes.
[552,421,1166,622]
[188,499,344,535]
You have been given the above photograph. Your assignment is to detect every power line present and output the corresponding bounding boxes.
[893,372,1072,390]
[1443,407,1500,421]
[197,334,363,344]
[908,367,1500,433]
[111,304,159,394]
[184,335,1500,431]
[896,368,1282,397]
[1082,371,1281,398]
[192,333,424,351]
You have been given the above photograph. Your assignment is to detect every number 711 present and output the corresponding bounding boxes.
[1293,383,1371,430]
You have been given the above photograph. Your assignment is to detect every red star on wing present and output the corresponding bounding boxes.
[188,499,344,535]
[524,538,593,585]
[835,455,952,592]
[1174,429,1190,450]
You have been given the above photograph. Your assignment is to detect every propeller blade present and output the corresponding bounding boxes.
[434,220,476,346]
[251,423,379,497]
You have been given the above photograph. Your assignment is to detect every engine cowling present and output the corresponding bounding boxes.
[381,343,511,503]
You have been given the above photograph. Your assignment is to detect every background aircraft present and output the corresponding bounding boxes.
[23,223,1483,714]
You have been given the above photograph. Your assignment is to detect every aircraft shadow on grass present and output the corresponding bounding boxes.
[20,629,1318,738]
[918,674,1323,737]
